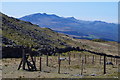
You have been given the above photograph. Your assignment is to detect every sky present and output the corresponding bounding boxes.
[1,2,118,23]
[1,0,119,2]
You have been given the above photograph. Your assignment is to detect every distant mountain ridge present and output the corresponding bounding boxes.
[20,13,118,41]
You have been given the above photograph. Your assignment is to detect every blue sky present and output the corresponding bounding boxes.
[1,2,118,23]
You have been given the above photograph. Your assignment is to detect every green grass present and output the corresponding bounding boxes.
[92,39,108,42]
[2,12,81,49]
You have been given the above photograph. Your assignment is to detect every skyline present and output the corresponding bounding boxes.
[1,2,118,23]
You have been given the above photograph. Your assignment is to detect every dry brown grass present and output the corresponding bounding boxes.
[2,51,119,78]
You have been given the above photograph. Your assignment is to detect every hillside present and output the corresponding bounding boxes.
[1,13,118,58]
[2,13,75,47]
[1,13,83,57]
[20,13,118,41]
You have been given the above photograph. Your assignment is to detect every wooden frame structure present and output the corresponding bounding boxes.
[18,48,37,71]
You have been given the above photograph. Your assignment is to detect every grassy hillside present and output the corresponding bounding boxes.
[2,13,81,48]
[1,13,118,58]
[2,13,85,58]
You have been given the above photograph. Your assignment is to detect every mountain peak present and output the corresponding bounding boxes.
[29,13,59,17]
[67,17,75,19]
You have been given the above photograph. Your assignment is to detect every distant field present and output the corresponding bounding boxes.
[75,39,118,56]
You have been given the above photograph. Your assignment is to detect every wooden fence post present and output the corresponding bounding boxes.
[104,55,106,74]
[117,58,118,65]
[74,53,75,58]
[22,49,26,70]
[114,57,116,63]
[92,55,94,64]
[111,57,112,62]
[34,56,36,63]
[81,57,84,75]
[17,60,23,70]
[116,58,117,65]
[39,56,42,71]
[46,53,48,66]
[58,53,61,74]
[58,53,60,64]
[34,56,36,67]
[68,53,71,65]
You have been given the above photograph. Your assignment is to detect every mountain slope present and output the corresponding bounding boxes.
[2,13,85,58]
[20,13,118,41]
[1,13,118,58]
[2,13,82,48]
